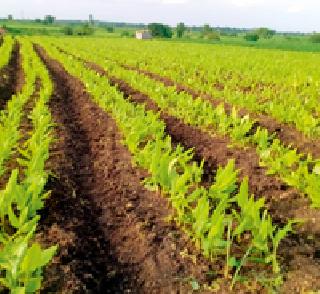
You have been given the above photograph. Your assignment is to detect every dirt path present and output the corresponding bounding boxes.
[0,41,24,110]
[33,44,227,293]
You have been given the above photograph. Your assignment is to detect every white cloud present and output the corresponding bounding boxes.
[230,0,265,7]
[144,0,189,3]
[161,0,188,3]
[287,3,304,13]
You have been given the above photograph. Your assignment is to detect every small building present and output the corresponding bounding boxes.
[136,30,152,40]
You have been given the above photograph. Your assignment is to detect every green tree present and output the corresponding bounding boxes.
[74,23,94,36]
[106,26,114,33]
[255,27,275,39]
[244,32,260,41]
[203,24,212,34]
[176,22,186,38]
[310,33,320,43]
[8,15,13,21]
[62,26,73,35]
[148,23,173,38]
[89,14,94,25]
[201,24,220,40]
[44,15,55,24]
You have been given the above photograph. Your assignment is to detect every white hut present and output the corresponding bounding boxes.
[136,30,152,40]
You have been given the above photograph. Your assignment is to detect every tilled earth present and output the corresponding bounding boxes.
[0,41,24,110]
[72,55,320,293]
[34,44,228,293]
[0,42,313,293]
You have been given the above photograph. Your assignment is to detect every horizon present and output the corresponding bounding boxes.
[0,17,312,34]
[1,0,320,33]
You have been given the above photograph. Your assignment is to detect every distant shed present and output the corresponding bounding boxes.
[136,30,152,40]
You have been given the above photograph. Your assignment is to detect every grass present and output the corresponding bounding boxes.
[1,20,320,53]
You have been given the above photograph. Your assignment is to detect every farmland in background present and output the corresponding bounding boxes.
[2,19,320,52]
[1,32,320,293]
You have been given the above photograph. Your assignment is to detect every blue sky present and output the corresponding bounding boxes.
[1,0,319,32]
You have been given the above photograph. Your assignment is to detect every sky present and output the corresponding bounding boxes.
[1,0,319,32]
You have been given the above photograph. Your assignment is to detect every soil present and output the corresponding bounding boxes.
[0,78,41,189]
[33,44,248,293]
[81,60,320,293]
[122,65,320,159]
[0,41,24,110]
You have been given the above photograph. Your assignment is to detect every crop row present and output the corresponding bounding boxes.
[37,40,294,289]
[0,39,56,293]
[0,36,14,70]
[55,38,320,138]
[43,38,320,209]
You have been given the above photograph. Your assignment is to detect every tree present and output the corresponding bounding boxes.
[74,23,94,36]
[203,24,212,35]
[121,30,133,37]
[201,24,220,40]
[255,27,275,39]
[244,32,260,41]
[8,15,13,21]
[89,14,94,26]
[44,15,55,24]
[310,33,320,43]
[148,23,173,38]
[62,26,73,35]
[176,22,186,38]
[105,26,114,33]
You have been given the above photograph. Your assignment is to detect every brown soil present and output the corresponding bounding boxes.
[32,44,247,293]
[122,65,320,159]
[81,60,320,293]
[0,41,24,110]
[56,45,320,159]
[0,78,40,190]
[84,61,315,230]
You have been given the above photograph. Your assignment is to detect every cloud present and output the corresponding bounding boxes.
[287,3,304,13]
[143,0,189,3]
[161,0,188,3]
[230,0,265,7]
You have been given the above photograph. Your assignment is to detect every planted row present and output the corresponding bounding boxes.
[49,41,320,208]
[0,39,36,176]
[0,35,14,70]
[55,37,320,138]
[0,39,56,293]
[38,41,294,289]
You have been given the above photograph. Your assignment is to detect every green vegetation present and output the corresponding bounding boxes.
[310,33,320,43]
[176,22,186,38]
[37,39,294,288]
[0,38,56,293]
[52,37,320,208]
[0,36,14,70]
[244,32,259,42]
[148,23,173,38]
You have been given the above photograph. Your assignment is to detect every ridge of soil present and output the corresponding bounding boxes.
[56,45,320,159]
[0,78,41,189]
[83,59,320,233]
[121,64,320,159]
[33,44,236,293]
[82,60,320,293]
[0,41,24,110]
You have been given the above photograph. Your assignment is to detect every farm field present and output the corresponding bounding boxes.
[1,35,320,293]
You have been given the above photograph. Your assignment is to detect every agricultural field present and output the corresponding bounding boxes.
[1,34,320,293]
